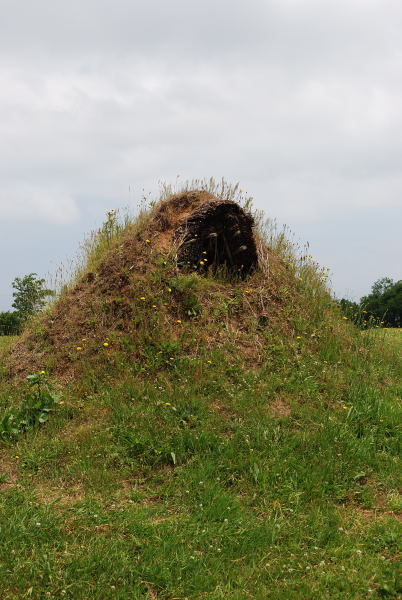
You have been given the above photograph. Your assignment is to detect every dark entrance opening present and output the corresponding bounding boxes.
[176,200,258,278]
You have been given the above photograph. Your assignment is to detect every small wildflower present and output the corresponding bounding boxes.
[342,405,348,410]
[337,453,342,456]
[298,277,303,281]
[152,304,157,308]
[15,455,20,459]
[169,357,175,361]
[76,346,83,351]
[202,251,207,254]
[167,288,172,292]
[176,319,182,324]
[165,402,171,406]
[199,260,205,265]
[40,370,46,374]
[103,342,109,347]
[140,297,146,301]
[207,360,212,364]
[145,239,151,243]
[342,316,348,320]
[296,336,302,340]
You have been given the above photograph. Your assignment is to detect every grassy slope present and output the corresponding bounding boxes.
[0,336,18,353]
[0,198,401,599]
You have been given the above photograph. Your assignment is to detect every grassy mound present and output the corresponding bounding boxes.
[0,182,401,599]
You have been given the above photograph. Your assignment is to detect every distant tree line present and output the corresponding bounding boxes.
[339,277,402,328]
[0,274,54,335]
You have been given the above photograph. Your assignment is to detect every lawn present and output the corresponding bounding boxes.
[0,336,18,354]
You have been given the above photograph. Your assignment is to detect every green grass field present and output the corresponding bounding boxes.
[0,325,400,599]
[0,336,18,353]
[372,328,402,350]
[0,188,400,599]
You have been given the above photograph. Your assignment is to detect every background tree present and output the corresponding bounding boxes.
[361,277,402,327]
[12,273,54,322]
[0,311,22,335]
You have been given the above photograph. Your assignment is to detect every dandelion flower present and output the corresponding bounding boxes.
[152,304,157,308]
[40,370,46,374]
[342,316,348,320]
[199,260,205,265]
[145,239,151,243]
[165,402,171,406]
[76,346,83,351]
[15,455,20,459]
[140,297,146,301]
[167,288,172,292]
[176,319,182,324]
[207,360,212,364]
[296,336,302,340]
[202,251,207,255]
[103,342,109,347]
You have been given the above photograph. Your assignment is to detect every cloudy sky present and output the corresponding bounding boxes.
[1,0,401,310]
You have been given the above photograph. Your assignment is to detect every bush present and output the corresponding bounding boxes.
[0,311,22,336]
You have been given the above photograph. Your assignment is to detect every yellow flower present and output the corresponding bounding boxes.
[342,316,348,320]
[207,360,212,364]
[103,342,109,347]
[167,288,172,292]
[145,239,151,243]
[342,405,348,410]
[337,453,342,457]
[298,277,303,281]
[15,455,20,459]
[165,402,171,406]
[176,319,182,324]
[169,357,175,361]
[296,336,302,340]
[40,370,46,374]
[140,297,146,301]
[199,260,205,265]
[202,251,207,255]
[152,304,157,308]
[76,346,83,351]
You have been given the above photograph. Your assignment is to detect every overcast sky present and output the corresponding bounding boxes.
[1,0,401,310]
